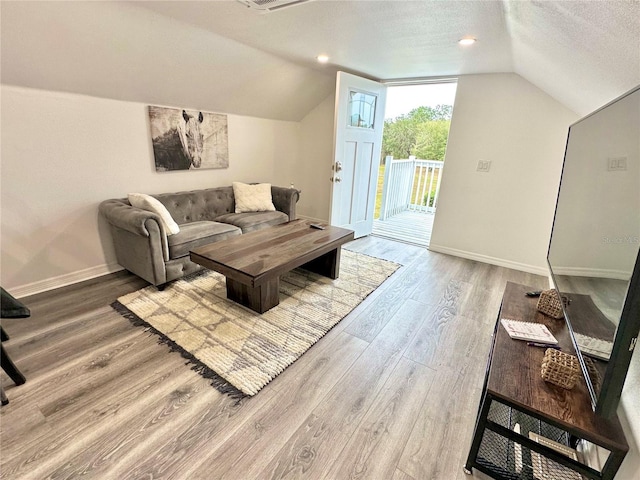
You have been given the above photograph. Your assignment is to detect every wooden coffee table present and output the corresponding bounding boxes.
[189,219,354,313]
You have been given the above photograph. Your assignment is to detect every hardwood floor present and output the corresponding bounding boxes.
[0,236,548,479]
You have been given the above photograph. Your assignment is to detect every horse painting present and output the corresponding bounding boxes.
[150,110,205,171]
[149,106,229,172]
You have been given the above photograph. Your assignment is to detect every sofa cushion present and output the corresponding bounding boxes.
[128,193,180,235]
[167,221,241,259]
[154,187,236,225]
[232,182,276,213]
[215,211,288,233]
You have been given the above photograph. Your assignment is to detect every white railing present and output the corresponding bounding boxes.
[379,155,444,220]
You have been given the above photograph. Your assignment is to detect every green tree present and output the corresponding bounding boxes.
[382,117,415,159]
[413,120,451,161]
[381,104,452,162]
[405,105,452,122]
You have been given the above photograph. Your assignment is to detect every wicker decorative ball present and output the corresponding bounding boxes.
[536,289,564,319]
[540,349,580,389]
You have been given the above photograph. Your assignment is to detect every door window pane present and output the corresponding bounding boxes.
[348,91,377,129]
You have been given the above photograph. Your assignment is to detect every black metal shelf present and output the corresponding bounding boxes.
[475,400,595,480]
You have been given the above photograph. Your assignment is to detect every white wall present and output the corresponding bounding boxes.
[296,93,336,221]
[0,85,300,296]
[429,73,578,274]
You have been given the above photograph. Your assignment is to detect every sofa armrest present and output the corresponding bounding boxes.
[99,199,163,236]
[99,199,169,261]
[271,186,301,221]
[108,220,168,285]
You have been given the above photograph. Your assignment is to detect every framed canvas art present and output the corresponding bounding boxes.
[148,106,229,171]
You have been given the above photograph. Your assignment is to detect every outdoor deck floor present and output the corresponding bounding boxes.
[372,210,434,247]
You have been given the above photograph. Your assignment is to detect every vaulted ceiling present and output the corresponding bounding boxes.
[2,1,639,121]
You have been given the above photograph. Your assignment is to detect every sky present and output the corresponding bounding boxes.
[384,82,458,120]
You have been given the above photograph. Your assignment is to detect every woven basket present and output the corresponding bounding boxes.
[541,349,580,389]
[536,289,564,319]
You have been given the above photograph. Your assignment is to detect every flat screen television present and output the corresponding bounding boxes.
[547,85,640,418]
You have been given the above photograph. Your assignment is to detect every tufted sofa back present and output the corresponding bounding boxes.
[153,186,236,225]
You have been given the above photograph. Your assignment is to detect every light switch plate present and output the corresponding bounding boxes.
[477,160,491,173]
[607,157,627,171]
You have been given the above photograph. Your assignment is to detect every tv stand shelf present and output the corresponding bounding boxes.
[464,282,628,480]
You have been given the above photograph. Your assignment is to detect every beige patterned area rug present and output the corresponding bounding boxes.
[112,250,399,397]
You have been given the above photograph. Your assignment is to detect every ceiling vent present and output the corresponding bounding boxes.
[238,0,313,13]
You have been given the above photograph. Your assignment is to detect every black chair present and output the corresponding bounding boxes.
[1,287,29,405]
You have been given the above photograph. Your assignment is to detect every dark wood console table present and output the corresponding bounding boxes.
[464,282,628,480]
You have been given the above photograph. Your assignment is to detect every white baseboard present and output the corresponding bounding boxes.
[10,241,556,298]
[427,244,548,276]
[11,217,325,299]
[10,263,124,299]
[551,266,631,281]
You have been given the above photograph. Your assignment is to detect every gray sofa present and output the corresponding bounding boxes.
[99,185,300,287]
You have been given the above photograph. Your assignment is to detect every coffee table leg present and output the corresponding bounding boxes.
[302,247,341,279]
[226,277,280,314]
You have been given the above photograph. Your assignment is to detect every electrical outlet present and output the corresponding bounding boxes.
[607,157,627,171]
[477,160,491,173]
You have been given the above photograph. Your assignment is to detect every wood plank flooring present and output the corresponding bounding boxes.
[0,236,548,479]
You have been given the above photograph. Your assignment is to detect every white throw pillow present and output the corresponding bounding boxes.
[128,193,180,235]
[232,182,276,213]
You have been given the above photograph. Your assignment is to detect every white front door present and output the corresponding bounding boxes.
[330,72,387,238]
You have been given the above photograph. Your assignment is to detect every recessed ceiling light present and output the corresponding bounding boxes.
[458,37,477,46]
[316,54,330,63]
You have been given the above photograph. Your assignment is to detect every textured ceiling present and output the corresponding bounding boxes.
[136,0,640,115]
[136,0,514,80]
[506,1,640,116]
[2,1,639,120]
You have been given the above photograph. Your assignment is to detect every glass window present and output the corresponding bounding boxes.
[348,91,377,129]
